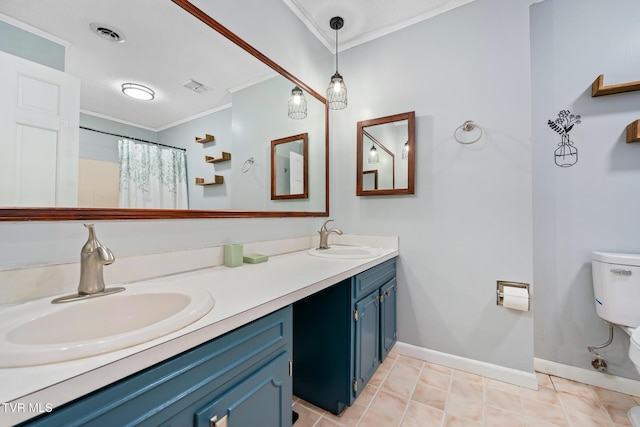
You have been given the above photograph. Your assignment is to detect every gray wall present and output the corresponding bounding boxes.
[0,20,64,70]
[2,0,638,385]
[332,0,534,372]
[230,76,325,211]
[531,0,640,380]
[79,113,159,163]
[159,108,233,210]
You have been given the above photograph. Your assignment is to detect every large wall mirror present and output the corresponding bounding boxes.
[356,111,415,196]
[0,0,328,220]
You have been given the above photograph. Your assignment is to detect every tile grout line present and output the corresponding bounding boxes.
[396,361,426,427]
[354,354,398,427]
[440,368,454,427]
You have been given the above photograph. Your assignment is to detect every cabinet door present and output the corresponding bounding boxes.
[380,278,397,361]
[194,351,292,427]
[353,291,380,399]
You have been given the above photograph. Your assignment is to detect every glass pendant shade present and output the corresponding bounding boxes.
[368,144,379,164]
[327,16,347,110]
[288,86,307,119]
[327,72,347,110]
[402,141,409,159]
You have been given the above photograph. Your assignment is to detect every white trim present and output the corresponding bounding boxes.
[535,358,640,397]
[80,110,158,132]
[157,104,232,131]
[0,13,71,49]
[395,341,538,390]
[281,0,334,52]
[228,71,279,94]
[282,0,475,53]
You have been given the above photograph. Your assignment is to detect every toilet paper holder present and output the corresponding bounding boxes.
[496,281,530,308]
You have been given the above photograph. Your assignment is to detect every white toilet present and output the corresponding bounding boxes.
[592,252,640,426]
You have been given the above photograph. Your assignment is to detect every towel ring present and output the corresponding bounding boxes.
[454,120,483,145]
[241,157,255,173]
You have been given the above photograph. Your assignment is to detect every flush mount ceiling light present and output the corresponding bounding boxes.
[326,16,347,110]
[89,23,126,43]
[121,83,155,101]
[288,86,307,119]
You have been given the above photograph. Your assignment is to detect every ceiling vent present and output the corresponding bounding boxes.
[89,23,126,43]
[182,79,211,94]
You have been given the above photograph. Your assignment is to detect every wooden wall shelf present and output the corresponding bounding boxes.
[195,134,215,143]
[626,120,640,143]
[205,152,231,163]
[195,176,224,186]
[592,74,640,97]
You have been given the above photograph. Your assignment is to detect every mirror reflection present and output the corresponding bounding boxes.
[271,133,308,200]
[357,111,415,196]
[0,0,327,217]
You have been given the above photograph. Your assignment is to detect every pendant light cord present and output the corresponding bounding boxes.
[335,26,339,72]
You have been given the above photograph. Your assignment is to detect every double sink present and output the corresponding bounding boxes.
[0,245,381,368]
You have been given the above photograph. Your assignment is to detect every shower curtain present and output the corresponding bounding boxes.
[118,139,188,209]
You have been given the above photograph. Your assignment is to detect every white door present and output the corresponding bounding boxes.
[289,151,304,195]
[0,50,80,207]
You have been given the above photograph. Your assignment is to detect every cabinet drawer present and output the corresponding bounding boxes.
[352,259,396,300]
[194,351,292,427]
[19,307,292,427]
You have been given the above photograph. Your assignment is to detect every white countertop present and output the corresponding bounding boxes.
[1,245,397,426]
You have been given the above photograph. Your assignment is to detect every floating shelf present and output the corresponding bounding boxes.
[591,74,640,97]
[626,120,640,143]
[195,134,215,144]
[195,176,224,186]
[205,152,231,163]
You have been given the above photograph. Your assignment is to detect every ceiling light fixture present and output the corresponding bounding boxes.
[121,83,155,101]
[288,86,307,119]
[326,16,347,110]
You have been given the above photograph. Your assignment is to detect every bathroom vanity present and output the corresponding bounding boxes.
[3,243,398,427]
[293,258,397,414]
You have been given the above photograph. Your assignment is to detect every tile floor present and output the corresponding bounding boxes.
[293,351,640,427]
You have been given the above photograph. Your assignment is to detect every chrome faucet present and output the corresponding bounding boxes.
[317,219,343,250]
[52,224,124,304]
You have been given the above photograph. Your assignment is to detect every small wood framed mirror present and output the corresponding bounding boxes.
[271,133,309,200]
[357,111,415,196]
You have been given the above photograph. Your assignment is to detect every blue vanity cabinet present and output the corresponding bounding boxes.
[380,277,398,361]
[18,307,293,427]
[293,258,397,415]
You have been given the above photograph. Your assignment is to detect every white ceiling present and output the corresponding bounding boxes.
[0,0,479,130]
[283,0,475,52]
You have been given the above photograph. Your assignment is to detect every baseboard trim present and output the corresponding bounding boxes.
[394,341,538,390]
[535,358,640,397]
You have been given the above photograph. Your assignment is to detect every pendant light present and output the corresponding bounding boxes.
[402,141,409,159]
[368,144,379,164]
[288,86,307,119]
[326,16,347,110]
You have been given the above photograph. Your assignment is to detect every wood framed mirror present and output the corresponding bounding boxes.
[271,133,308,200]
[0,0,328,221]
[356,111,415,196]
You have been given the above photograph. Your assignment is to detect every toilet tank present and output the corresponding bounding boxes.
[592,252,640,328]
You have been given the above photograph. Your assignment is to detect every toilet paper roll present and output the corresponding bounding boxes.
[502,286,529,311]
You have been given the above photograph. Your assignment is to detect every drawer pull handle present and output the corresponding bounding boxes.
[611,269,632,276]
[210,415,229,427]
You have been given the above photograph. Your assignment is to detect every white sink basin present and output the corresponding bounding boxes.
[307,246,381,259]
[0,285,215,367]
